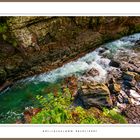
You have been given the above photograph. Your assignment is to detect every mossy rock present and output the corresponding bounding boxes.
[0,68,7,83]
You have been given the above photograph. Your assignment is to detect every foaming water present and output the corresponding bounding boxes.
[0,33,140,123]
[21,33,140,84]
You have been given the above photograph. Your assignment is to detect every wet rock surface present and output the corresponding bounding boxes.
[85,68,100,77]
[109,60,120,68]
[1,17,140,87]
[67,39,140,123]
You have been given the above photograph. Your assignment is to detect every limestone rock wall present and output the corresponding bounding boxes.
[1,16,140,84]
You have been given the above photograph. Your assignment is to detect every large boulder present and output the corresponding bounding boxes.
[77,82,113,108]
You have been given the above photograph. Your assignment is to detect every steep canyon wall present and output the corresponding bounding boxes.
[0,16,140,84]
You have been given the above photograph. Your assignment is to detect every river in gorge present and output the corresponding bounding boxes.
[0,33,140,124]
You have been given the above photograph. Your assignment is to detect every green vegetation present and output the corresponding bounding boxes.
[0,22,18,47]
[31,88,100,124]
[31,88,127,124]
[0,23,7,33]
[31,89,72,124]
[0,23,8,41]
[103,108,127,124]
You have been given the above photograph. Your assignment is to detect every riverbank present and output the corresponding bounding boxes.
[1,17,140,88]
[0,33,140,124]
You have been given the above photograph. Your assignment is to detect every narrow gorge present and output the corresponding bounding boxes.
[0,17,140,124]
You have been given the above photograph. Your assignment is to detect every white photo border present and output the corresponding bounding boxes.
[0,2,140,138]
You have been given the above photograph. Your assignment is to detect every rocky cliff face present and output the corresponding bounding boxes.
[1,16,140,85]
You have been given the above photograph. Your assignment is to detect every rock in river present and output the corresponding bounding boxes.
[85,68,99,77]
[109,60,120,68]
